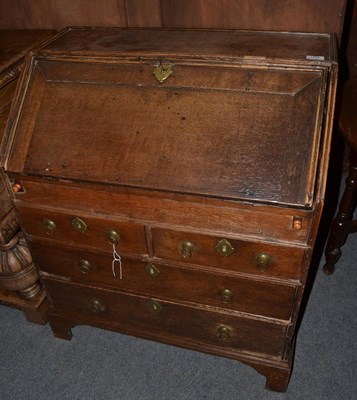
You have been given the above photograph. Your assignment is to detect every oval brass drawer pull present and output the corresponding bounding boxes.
[87,298,105,313]
[256,253,271,271]
[43,218,56,233]
[220,288,233,303]
[215,239,235,256]
[145,263,160,278]
[216,325,232,341]
[79,259,92,274]
[107,229,120,244]
[180,241,195,258]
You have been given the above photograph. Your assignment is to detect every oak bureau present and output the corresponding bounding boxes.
[0,28,338,391]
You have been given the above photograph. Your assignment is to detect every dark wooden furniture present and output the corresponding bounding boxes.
[0,28,338,391]
[324,76,357,274]
[0,29,55,324]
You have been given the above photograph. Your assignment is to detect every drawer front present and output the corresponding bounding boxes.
[44,278,287,358]
[32,242,296,320]
[152,228,304,280]
[18,205,147,255]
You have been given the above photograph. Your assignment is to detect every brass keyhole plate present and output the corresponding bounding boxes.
[153,63,172,83]
[215,239,235,256]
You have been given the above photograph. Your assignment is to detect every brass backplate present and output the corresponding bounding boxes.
[153,63,172,83]
[145,263,160,278]
[72,217,88,234]
[215,239,235,256]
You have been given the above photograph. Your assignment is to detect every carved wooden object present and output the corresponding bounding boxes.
[0,30,55,324]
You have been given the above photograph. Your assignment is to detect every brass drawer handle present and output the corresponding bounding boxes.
[43,218,56,233]
[148,300,162,313]
[220,289,233,303]
[216,325,232,341]
[107,229,120,244]
[145,263,160,278]
[153,63,172,83]
[72,217,88,234]
[87,298,105,313]
[79,259,92,274]
[215,239,235,256]
[256,253,271,271]
[180,241,195,258]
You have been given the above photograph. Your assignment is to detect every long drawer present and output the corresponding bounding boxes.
[43,278,288,358]
[32,241,296,320]
[152,227,305,280]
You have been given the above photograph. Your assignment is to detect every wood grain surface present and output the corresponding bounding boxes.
[0,0,347,42]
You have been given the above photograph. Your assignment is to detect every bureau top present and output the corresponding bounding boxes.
[38,27,336,64]
[1,28,338,209]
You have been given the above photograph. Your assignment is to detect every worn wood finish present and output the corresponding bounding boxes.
[0,30,56,143]
[0,1,127,30]
[15,60,323,206]
[17,205,148,256]
[151,228,305,280]
[161,0,346,39]
[0,30,56,73]
[0,28,338,392]
[43,278,288,357]
[46,310,293,393]
[32,241,297,320]
[25,28,335,61]
[0,1,347,44]
[9,178,311,244]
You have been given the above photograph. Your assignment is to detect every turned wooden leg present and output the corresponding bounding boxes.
[324,149,357,275]
[48,314,74,340]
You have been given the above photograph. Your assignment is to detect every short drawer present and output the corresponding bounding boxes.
[152,228,305,280]
[44,278,287,358]
[33,242,296,320]
[17,205,147,255]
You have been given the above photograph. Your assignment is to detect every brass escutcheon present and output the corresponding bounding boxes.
[72,217,88,234]
[220,288,233,303]
[149,300,162,313]
[180,241,195,258]
[145,263,160,278]
[217,325,232,341]
[107,230,120,244]
[255,253,271,271]
[215,239,235,257]
[79,259,92,274]
[44,218,56,233]
[87,298,105,313]
[153,63,172,83]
